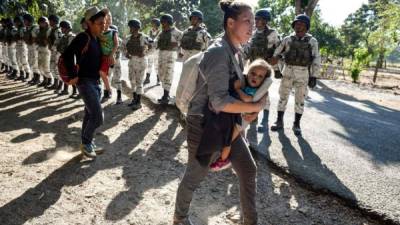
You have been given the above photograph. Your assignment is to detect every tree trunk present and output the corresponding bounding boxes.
[373,51,384,83]
[295,0,319,17]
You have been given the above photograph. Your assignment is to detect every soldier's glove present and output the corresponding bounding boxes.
[274,70,282,79]
[308,77,317,88]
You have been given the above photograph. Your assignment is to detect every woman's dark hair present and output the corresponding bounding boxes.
[219,0,252,30]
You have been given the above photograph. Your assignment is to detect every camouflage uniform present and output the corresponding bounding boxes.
[156,27,182,92]
[146,28,160,77]
[7,26,19,74]
[180,25,210,62]
[36,27,52,80]
[16,25,31,77]
[25,24,40,75]
[109,37,122,91]
[49,25,63,84]
[274,33,320,114]
[125,33,150,95]
[0,25,4,66]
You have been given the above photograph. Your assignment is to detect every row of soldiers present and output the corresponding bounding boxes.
[0,8,320,134]
[0,15,80,98]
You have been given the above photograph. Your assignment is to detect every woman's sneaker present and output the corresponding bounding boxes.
[210,158,231,172]
[80,143,96,158]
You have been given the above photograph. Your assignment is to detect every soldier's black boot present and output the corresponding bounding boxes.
[128,92,137,107]
[156,75,160,85]
[116,90,122,105]
[16,71,25,81]
[158,89,170,104]
[0,63,6,73]
[8,68,17,79]
[70,85,78,99]
[45,78,53,89]
[60,83,69,95]
[54,79,63,94]
[292,113,302,136]
[30,73,40,85]
[131,94,142,110]
[143,73,150,85]
[271,111,284,131]
[24,72,30,82]
[48,78,57,89]
[257,110,269,133]
[38,77,48,87]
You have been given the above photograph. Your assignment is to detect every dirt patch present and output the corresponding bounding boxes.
[0,75,383,225]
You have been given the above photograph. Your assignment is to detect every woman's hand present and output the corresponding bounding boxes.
[255,96,267,112]
[242,112,258,123]
[68,77,79,85]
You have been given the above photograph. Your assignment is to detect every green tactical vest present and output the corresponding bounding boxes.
[249,28,275,62]
[23,26,35,45]
[36,27,49,47]
[126,33,144,56]
[180,27,202,51]
[15,27,24,42]
[0,28,5,43]
[157,29,173,51]
[49,27,60,47]
[56,32,74,54]
[284,36,313,67]
[5,28,16,44]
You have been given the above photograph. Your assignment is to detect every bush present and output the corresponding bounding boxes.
[350,64,361,83]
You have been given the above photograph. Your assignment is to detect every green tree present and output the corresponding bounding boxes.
[198,0,223,36]
[368,1,400,82]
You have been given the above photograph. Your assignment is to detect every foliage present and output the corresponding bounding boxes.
[349,48,370,82]
[198,0,223,37]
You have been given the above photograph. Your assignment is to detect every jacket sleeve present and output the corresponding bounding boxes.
[62,32,89,78]
[201,47,237,113]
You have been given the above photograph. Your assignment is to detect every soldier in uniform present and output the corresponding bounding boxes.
[23,14,41,85]
[108,25,123,104]
[1,19,11,75]
[14,15,31,81]
[5,18,19,80]
[144,18,161,85]
[55,20,76,95]
[48,15,63,89]
[245,8,281,132]
[124,19,151,110]
[155,14,182,104]
[0,19,5,72]
[36,16,53,87]
[0,19,6,73]
[179,10,211,62]
[270,14,320,136]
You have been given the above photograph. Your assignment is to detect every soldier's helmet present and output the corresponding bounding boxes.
[160,14,174,25]
[292,14,310,30]
[23,14,35,23]
[38,16,49,25]
[13,15,24,25]
[189,10,203,21]
[48,15,60,24]
[151,18,160,27]
[5,18,13,27]
[60,20,72,29]
[255,8,271,22]
[128,19,141,29]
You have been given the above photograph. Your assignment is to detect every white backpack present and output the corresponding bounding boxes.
[175,52,206,115]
